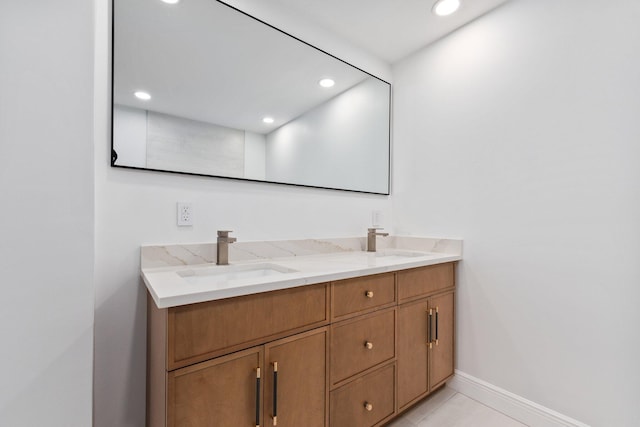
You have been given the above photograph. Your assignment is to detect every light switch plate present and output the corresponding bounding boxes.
[372,210,383,227]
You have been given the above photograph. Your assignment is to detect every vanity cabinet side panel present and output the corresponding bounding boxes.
[168,283,329,369]
[397,263,454,303]
[147,293,167,427]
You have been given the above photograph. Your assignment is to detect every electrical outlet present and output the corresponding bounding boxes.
[177,202,193,226]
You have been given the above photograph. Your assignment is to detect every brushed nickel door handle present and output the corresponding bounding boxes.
[435,307,439,346]
[272,362,278,426]
[427,309,433,349]
[256,367,261,427]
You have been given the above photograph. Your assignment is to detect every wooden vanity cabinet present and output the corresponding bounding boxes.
[397,264,455,411]
[147,262,456,427]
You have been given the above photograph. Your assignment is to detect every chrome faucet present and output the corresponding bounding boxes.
[367,227,389,252]
[216,230,237,265]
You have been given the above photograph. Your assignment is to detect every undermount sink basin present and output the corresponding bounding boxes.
[374,249,428,259]
[334,249,432,264]
[178,263,298,286]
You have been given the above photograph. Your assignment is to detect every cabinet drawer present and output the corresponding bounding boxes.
[397,263,454,303]
[330,363,395,427]
[332,273,395,320]
[330,308,395,387]
[168,283,329,370]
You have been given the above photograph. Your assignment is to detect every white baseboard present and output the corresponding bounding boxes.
[447,370,590,427]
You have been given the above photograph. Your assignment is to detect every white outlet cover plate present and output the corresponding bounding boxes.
[177,202,193,226]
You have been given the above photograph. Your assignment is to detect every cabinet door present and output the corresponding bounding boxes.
[264,328,328,427]
[168,346,263,427]
[429,292,454,388]
[397,298,429,409]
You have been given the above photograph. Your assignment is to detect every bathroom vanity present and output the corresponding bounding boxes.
[142,237,461,427]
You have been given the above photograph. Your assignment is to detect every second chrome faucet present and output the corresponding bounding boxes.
[216,230,237,265]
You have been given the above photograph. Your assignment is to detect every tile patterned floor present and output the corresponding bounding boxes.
[386,386,527,427]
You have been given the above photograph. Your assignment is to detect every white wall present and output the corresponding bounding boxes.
[0,1,94,426]
[94,1,392,425]
[392,0,640,425]
[266,78,390,193]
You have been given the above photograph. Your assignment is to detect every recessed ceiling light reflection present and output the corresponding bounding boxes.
[134,91,151,101]
[161,0,180,4]
[262,117,274,124]
[432,0,460,16]
[319,78,335,88]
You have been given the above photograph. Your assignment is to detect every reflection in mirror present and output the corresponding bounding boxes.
[112,0,391,194]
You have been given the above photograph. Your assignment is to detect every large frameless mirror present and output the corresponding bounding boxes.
[112,0,391,194]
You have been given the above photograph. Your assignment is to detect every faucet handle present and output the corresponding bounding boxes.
[217,230,233,237]
[368,227,389,238]
[368,227,388,236]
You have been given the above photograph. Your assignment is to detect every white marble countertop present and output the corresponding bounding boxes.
[141,236,462,308]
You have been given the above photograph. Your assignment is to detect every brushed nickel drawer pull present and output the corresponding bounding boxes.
[365,341,374,350]
[364,402,373,411]
[365,291,374,298]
